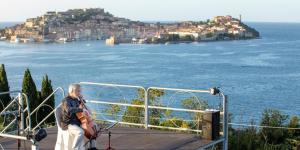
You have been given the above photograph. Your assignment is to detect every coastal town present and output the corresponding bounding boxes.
[0,8,259,44]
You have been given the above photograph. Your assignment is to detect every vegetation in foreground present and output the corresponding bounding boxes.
[0,64,55,131]
[229,109,300,150]
[114,86,300,150]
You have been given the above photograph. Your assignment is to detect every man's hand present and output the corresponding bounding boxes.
[79,103,84,109]
[81,123,88,129]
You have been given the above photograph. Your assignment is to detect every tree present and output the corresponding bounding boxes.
[180,35,194,41]
[288,116,300,137]
[228,125,260,150]
[122,99,144,124]
[260,109,289,145]
[39,75,55,125]
[166,34,180,42]
[287,116,300,149]
[206,32,214,38]
[181,96,208,129]
[228,109,295,150]
[160,117,189,129]
[0,64,11,111]
[22,68,38,126]
[122,88,165,126]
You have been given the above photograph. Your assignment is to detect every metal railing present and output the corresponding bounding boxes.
[0,83,228,150]
[0,88,65,150]
[25,87,65,131]
[79,82,228,150]
[79,82,147,126]
[146,86,213,132]
[0,91,31,141]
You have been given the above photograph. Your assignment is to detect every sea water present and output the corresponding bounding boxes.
[0,22,299,123]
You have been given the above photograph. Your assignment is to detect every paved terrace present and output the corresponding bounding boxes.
[0,126,212,150]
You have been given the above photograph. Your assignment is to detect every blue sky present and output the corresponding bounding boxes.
[1,0,300,22]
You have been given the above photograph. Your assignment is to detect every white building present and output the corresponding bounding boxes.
[168,31,199,38]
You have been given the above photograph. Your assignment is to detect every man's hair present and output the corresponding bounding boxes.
[68,83,80,95]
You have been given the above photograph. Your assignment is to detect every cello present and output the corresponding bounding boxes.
[75,96,98,139]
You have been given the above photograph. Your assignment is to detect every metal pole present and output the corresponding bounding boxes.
[0,133,27,140]
[144,89,149,129]
[18,93,24,134]
[22,93,32,131]
[222,94,228,150]
[31,142,39,150]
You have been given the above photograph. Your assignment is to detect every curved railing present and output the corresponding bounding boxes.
[0,91,31,140]
[25,87,65,131]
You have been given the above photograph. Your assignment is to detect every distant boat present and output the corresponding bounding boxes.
[43,38,51,43]
[132,38,137,44]
[56,37,68,43]
[0,37,6,41]
[19,38,34,43]
[10,36,19,43]
[131,38,146,44]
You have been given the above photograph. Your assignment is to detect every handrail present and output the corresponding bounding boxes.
[0,118,17,133]
[148,125,202,133]
[147,87,211,94]
[27,87,65,118]
[79,82,148,128]
[87,100,205,133]
[22,93,32,131]
[79,82,228,150]
[96,119,145,127]
[86,100,206,113]
[221,92,228,150]
[0,96,20,115]
[0,91,32,144]
[0,83,228,150]
[86,100,145,108]
[25,87,65,131]
[84,85,222,133]
[0,133,28,140]
[79,82,146,90]
[0,92,31,132]
[0,90,22,96]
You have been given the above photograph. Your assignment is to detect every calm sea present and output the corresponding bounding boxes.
[0,22,300,123]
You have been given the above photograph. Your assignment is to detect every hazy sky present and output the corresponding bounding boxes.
[1,0,300,22]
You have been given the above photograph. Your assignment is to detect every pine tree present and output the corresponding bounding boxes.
[40,75,55,125]
[0,64,11,112]
[22,68,38,127]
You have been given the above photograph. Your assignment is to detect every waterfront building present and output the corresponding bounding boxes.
[105,36,119,45]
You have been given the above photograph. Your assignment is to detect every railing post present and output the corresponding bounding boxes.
[223,95,228,150]
[31,142,39,150]
[144,89,149,129]
[18,93,24,134]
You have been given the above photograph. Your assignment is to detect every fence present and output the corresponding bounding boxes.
[79,82,228,150]
[0,91,31,141]
[0,82,228,150]
[0,88,65,150]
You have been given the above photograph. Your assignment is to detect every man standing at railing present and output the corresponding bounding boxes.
[60,83,98,150]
